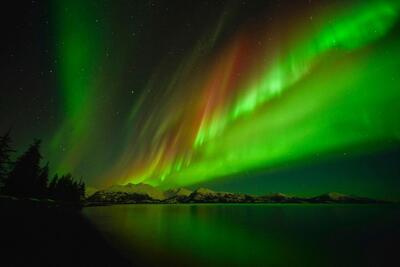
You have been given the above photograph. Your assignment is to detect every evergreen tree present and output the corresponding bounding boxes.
[56,174,73,202]
[49,173,85,203]
[4,139,42,198]
[37,162,49,198]
[48,174,59,199]
[78,179,86,200]
[1,133,84,203]
[0,131,14,190]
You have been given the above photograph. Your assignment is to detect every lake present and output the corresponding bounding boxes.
[82,204,400,267]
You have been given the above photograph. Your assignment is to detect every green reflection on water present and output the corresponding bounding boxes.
[83,204,400,267]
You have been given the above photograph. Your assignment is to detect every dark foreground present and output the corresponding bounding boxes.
[0,197,131,267]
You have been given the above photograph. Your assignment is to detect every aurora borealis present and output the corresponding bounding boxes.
[1,0,400,199]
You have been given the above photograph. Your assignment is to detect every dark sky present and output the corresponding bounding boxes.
[1,0,399,199]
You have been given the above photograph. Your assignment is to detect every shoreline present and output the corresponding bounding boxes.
[0,195,133,267]
[84,200,395,207]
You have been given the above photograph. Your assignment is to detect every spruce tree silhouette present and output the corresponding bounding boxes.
[0,131,14,190]
[37,162,49,198]
[48,173,85,203]
[4,139,42,198]
[48,174,59,200]
[78,178,86,200]
[1,132,85,202]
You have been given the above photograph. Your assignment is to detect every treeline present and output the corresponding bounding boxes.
[0,131,85,203]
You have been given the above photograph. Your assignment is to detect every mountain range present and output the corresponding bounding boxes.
[86,183,386,205]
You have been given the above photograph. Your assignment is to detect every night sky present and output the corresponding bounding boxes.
[1,0,399,200]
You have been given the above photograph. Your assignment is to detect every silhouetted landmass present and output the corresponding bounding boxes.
[0,130,14,189]
[0,132,85,204]
[0,195,132,267]
[87,183,389,205]
[0,132,133,266]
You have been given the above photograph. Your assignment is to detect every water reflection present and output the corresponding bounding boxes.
[83,204,400,266]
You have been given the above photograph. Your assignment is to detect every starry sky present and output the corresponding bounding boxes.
[1,0,400,199]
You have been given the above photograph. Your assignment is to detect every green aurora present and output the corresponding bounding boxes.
[43,0,400,197]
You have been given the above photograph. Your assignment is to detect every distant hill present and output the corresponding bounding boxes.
[106,183,166,200]
[85,187,99,198]
[309,192,382,204]
[164,188,193,203]
[86,184,387,205]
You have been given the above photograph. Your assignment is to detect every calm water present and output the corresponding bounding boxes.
[82,204,400,267]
